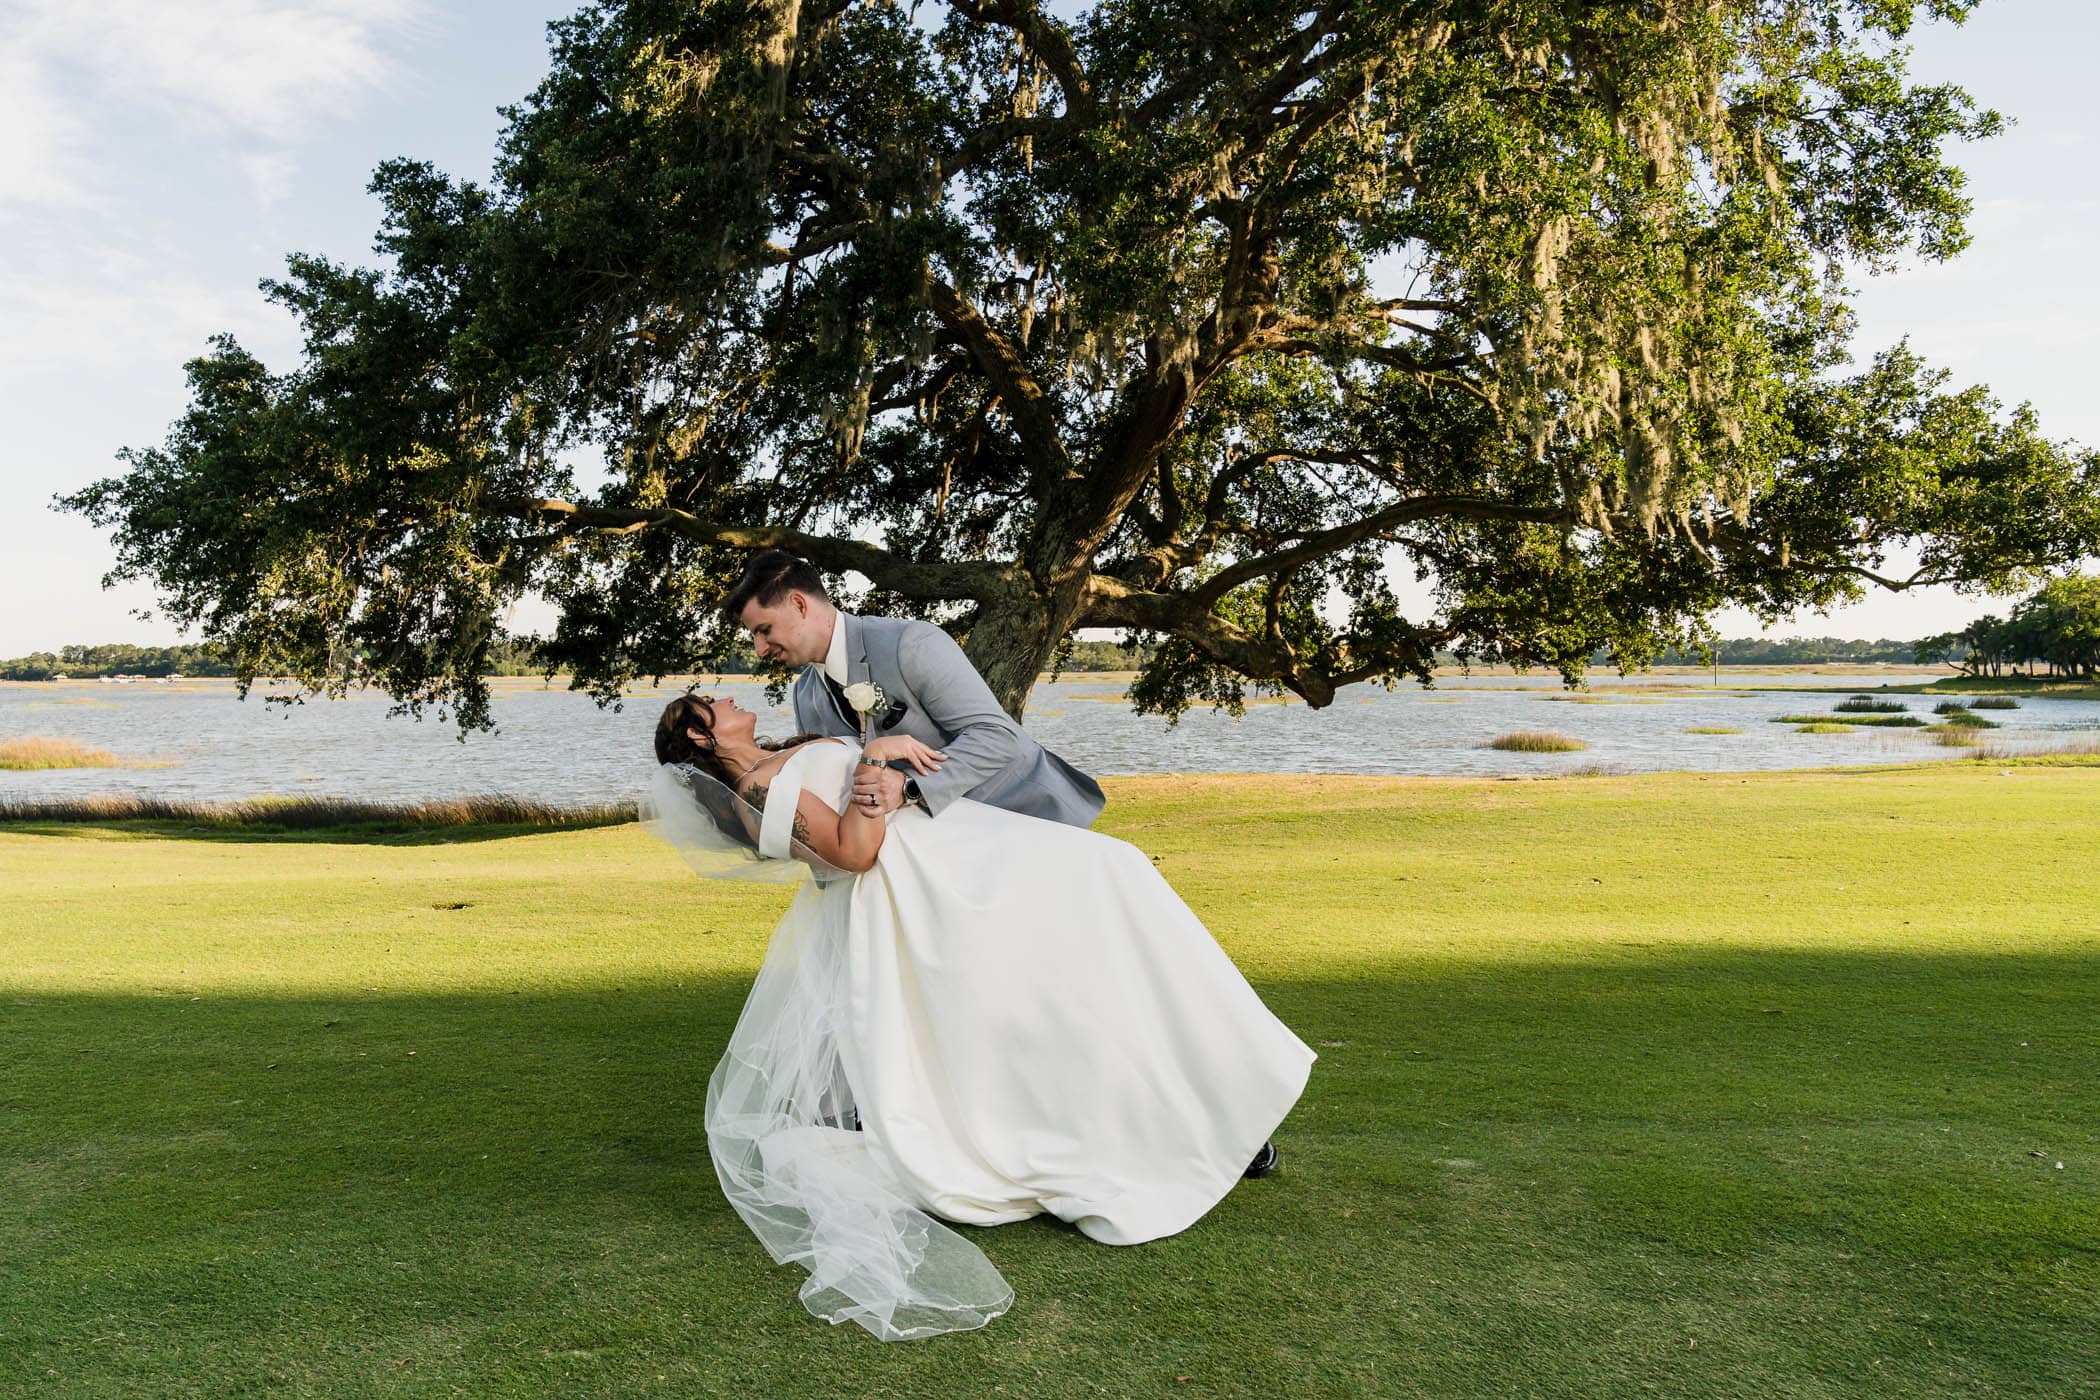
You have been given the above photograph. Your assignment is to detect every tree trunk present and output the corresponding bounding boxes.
[960,560,1097,720]
[956,480,1125,719]
[963,592,1060,720]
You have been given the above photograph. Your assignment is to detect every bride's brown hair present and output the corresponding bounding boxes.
[654,692,825,792]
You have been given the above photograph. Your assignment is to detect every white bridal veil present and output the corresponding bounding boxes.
[642,752,1014,1340]
[638,761,843,881]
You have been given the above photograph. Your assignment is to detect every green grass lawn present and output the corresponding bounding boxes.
[5,766,2098,1397]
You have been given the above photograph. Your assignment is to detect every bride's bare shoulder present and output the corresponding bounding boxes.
[736,739,849,806]
[733,751,790,804]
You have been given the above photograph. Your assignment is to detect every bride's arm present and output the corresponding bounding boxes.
[739,774,886,874]
[794,790,886,872]
[740,740,886,874]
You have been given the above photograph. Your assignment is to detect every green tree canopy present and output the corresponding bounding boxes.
[63,0,2100,730]
[1916,574,2100,678]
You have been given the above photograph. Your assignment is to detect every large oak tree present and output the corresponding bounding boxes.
[64,0,2100,730]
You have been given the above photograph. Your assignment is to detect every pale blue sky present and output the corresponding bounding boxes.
[2,0,2092,657]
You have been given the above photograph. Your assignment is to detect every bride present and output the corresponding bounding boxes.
[643,690,1318,1341]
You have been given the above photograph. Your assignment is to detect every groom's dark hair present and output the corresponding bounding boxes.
[722,550,829,617]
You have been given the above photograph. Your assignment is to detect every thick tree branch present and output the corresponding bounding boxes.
[866,355,973,418]
[1377,297,1466,315]
[1080,572,1450,706]
[1192,495,1574,605]
[946,0,1093,117]
[1114,447,1345,587]
[488,496,1022,600]
[1084,333,1206,531]
[1080,574,1338,702]
[923,276,1075,488]
[761,218,874,265]
[947,114,1074,177]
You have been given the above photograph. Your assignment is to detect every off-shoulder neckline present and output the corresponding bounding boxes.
[734,736,852,802]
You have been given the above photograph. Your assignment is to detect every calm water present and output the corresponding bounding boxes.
[4,671,2097,805]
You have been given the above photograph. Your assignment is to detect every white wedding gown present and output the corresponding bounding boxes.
[701,738,1317,1340]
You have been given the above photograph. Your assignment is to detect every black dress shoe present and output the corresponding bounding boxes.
[1242,1140,1280,1178]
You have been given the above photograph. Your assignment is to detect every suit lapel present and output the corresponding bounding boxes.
[845,611,871,688]
[811,611,859,731]
[812,669,853,731]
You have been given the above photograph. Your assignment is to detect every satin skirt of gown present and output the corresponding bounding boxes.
[702,738,1317,1340]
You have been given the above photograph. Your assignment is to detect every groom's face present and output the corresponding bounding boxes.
[739,591,828,667]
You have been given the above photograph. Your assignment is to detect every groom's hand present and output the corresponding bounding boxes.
[852,763,907,815]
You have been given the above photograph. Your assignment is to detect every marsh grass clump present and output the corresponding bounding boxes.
[1794,722,1856,734]
[1685,726,1741,735]
[1772,714,1925,728]
[1932,701,1972,716]
[1975,736,2100,760]
[1932,727,1987,747]
[1968,697,2021,710]
[0,793,634,831]
[1834,696,1908,713]
[1485,731,1589,753]
[0,737,129,770]
[1937,713,1998,729]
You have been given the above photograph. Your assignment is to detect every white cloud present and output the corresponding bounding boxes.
[0,0,426,214]
[240,151,298,211]
[22,0,423,127]
[0,42,95,211]
[0,245,273,376]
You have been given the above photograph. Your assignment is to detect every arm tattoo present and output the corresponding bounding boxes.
[744,782,769,810]
[791,811,813,846]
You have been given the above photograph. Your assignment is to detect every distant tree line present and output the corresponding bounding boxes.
[0,631,1166,681]
[1623,636,1924,667]
[0,642,236,680]
[1913,576,2100,679]
[27,607,2096,684]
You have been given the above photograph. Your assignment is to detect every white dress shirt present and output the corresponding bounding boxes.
[821,610,850,685]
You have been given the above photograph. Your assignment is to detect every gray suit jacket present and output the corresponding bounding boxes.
[792,612,1106,828]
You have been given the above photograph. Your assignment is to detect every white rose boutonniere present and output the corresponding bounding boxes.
[841,680,886,744]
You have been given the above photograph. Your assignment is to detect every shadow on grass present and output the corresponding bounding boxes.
[0,816,638,847]
[0,795,636,845]
[4,945,2098,1397]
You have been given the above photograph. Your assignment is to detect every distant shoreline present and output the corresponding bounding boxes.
[0,661,1963,693]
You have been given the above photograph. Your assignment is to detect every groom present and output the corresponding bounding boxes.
[723,549,1106,826]
[722,550,1283,1180]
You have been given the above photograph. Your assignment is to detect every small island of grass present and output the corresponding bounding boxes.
[1772,713,1926,728]
[0,737,130,770]
[1486,730,1589,752]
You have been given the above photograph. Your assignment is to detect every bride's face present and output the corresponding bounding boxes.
[688,694,758,750]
